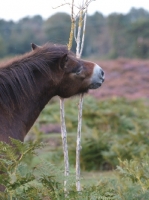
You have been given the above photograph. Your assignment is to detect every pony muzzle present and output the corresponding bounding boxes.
[89,64,105,89]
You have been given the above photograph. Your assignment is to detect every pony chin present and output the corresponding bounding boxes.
[59,89,89,98]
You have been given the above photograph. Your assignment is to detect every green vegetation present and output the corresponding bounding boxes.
[0,4,149,199]
[1,138,149,199]
[0,8,149,59]
[1,97,149,199]
[30,97,149,171]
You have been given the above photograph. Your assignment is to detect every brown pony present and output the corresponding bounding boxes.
[0,43,104,144]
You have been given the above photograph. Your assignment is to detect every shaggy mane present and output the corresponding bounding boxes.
[0,43,68,111]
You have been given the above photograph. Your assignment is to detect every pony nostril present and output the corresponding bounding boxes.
[101,70,104,77]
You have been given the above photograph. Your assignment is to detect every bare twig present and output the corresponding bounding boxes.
[52,2,70,9]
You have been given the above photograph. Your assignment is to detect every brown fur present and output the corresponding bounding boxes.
[0,43,96,143]
[0,42,105,192]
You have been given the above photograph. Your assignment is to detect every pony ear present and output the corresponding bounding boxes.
[31,43,40,50]
[59,54,68,69]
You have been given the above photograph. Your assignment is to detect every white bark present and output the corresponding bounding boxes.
[59,98,69,191]
[57,0,95,193]
[76,94,83,191]
[80,8,87,56]
[76,10,82,58]
[75,2,88,192]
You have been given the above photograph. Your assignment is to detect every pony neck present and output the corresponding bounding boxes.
[14,75,56,140]
[0,55,58,142]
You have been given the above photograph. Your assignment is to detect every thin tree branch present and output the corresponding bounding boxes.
[80,8,87,56]
[68,0,75,50]
[52,2,70,9]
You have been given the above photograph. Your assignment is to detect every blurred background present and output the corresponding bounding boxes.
[1,3,149,59]
[1,0,149,184]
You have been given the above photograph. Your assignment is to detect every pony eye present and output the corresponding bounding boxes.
[76,67,83,75]
[76,66,83,75]
[76,70,81,75]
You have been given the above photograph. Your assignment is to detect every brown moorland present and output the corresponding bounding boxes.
[89,58,149,100]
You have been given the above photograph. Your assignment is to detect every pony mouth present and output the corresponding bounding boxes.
[88,82,102,89]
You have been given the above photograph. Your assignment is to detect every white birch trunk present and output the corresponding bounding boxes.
[76,6,88,193]
[76,94,83,191]
[59,98,69,191]
[58,0,95,193]
[76,9,83,58]
[80,8,87,56]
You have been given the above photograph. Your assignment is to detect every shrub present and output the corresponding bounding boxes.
[32,97,149,170]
